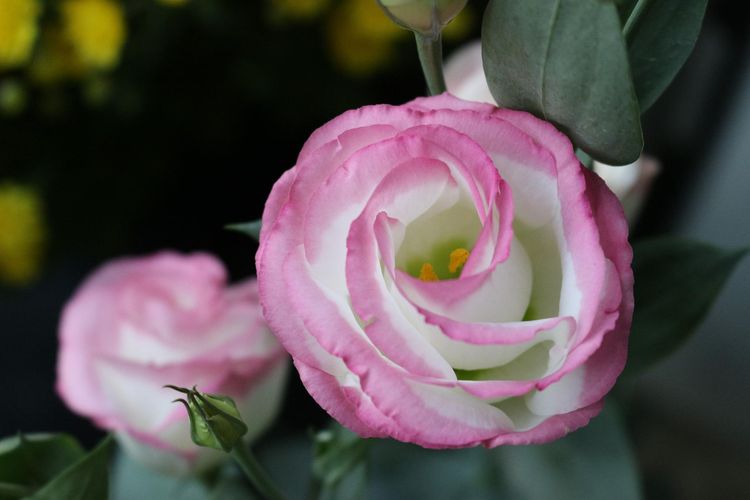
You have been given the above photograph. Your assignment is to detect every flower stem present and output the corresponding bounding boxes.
[415,32,447,96]
[230,444,286,500]
[622,0,652,42]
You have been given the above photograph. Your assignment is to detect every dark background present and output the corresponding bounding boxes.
[1,2,749,499]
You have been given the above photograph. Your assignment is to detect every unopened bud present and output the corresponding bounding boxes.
[376,0,468,35]
[166,385,248,452]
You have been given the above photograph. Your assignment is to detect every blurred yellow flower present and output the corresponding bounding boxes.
[61,0,126,70]
[270,0,330,21]
[327,0,406,76]
[0,0,41,69]
[0,183,45,285]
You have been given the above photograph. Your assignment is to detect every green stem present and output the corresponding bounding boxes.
[622,0,652,42]
[415,32,447,96]
[0,482,32,498]
[230,444,286,500]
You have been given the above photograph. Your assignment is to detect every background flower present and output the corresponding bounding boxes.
[60,0,125,71]
[0,0,40,69]
[0,182,45,285]
[57,252,288,474]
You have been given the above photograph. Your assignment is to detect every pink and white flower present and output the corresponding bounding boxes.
[57,252,288,474]
[257,94,633,448]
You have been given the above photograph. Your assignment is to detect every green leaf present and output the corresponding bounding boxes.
[312,424,369,500]
[225,220,261,242]
[27,436,113,500]
[490,402,642,500]
[0,433,85,499]
[624,237,748,376]
[624,0,708,112]
[482,0,643,165]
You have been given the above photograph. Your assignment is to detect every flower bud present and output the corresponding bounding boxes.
[376,0,468,35]
[167,386,248,452]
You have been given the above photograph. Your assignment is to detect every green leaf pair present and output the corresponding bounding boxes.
[0,434,112,500]
[482,0,707,165]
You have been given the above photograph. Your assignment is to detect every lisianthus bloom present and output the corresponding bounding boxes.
[0,182,45,285]
[57,252,288,474]
[0,0,40,69]
[444,40,659,221]
[60,0,126,70]
[258,94,633,448]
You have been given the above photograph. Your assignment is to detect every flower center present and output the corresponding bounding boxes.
[448,247,470,274]
[417,246,470,282]
[418,263,438,282]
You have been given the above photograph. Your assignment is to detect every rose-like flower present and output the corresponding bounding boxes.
[257,94,633,447]
[445,40,659,222]
[57,252,288,474]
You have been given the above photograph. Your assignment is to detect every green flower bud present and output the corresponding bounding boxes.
[166,385,248,452]
[376,0,468,35]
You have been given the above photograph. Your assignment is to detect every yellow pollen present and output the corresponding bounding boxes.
[448,248,470,274]
[418,262,438,282]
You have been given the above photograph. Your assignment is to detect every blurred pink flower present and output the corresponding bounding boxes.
[57,251,288,474]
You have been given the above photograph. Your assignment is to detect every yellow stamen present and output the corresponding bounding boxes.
[448,248,470,274]
[418,262,438,282]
